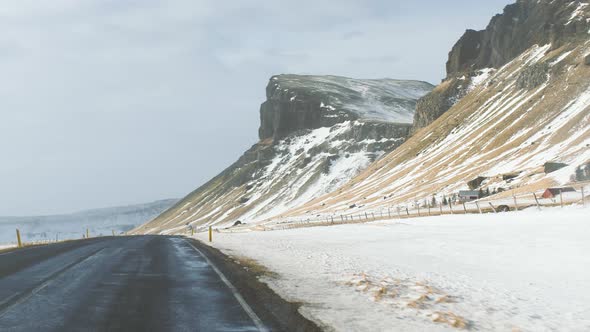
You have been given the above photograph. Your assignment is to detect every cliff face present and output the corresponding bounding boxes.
[134,75,432,234]
[412,0,590,133]
[260,75,431,140]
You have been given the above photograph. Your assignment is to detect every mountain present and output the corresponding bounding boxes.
[413,0,590,133]
[134,75,433,234]
[0,199,177,244]
[279,0,590,219]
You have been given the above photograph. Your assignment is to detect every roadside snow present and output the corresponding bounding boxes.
[197,207,590,331]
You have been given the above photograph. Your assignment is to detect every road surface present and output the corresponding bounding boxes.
[0,236,270,331]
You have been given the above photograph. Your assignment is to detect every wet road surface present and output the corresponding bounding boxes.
[0,236,264,331]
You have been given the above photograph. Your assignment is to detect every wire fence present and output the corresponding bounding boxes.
[252,183,589,232]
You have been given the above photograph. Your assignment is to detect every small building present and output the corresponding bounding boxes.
[458,190,480,202]
[541,187,576,199]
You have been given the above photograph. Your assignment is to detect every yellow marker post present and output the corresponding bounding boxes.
[112,230,115,236]
[16,229,22,248]
[209,226,212,242]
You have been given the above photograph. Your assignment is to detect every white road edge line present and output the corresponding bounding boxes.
[184,239,268,332]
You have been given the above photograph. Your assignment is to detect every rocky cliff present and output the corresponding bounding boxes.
[413,0,590,133]
[134,75,432,234]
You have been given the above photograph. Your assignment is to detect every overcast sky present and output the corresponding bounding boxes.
[0,0,511,216]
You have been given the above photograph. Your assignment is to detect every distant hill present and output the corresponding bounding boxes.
[0,199,177,244]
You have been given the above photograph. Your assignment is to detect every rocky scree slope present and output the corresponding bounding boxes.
[135,75,432,234]
[283,0,590,220]
[413,0,590,133]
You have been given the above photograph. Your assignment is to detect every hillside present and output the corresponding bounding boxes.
[278,0,590,220]
[0,199,177,244]
[135,75,433,234]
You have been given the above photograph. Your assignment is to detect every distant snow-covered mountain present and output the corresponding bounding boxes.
[0,199,177,244]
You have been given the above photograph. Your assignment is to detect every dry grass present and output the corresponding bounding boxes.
[432,311,469,329]
[233,256,280,279]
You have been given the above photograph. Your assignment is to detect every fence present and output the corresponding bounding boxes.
[255,183,589,232]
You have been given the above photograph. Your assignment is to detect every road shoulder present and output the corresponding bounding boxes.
[184,237,322,332]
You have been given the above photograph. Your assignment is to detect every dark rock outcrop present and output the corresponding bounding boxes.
[516,62,550,90]
[544,161,569,174]
[413,78,466,132]
[447,0,589,75]
[412,0,590,133]
[261,75,433,140]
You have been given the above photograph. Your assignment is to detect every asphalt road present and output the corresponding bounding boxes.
[0,236,268,332]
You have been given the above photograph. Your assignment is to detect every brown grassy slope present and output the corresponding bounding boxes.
[283,43,590,217]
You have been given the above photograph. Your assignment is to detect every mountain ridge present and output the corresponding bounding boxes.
[134,75,433,234]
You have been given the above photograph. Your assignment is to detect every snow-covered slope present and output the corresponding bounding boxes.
[0,199,177,244]
[134,76,433,234]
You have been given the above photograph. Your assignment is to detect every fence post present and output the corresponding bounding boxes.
[16,229,22,248]
[388,207,391,218]
[417,204,421,217]
[475,201,482,214]
[209,226,213,242]
[331,216,334,224]
[513,196,519,211]
[439,202,443,215]
[449,201,454,214]
[489,202,497,213]
[533,193,541,210]
[582,187,586,207]
[397,207,401,219]
[371,212,376,220]
[365,212,369,220]
[559,189,564,208]
[112,230,115,237]
[462,202,467,214]
[86,229,89,239]
[405,206,410,216]
[428,204,431,216]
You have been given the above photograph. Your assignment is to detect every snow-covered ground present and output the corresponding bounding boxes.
[195,206,590,331]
